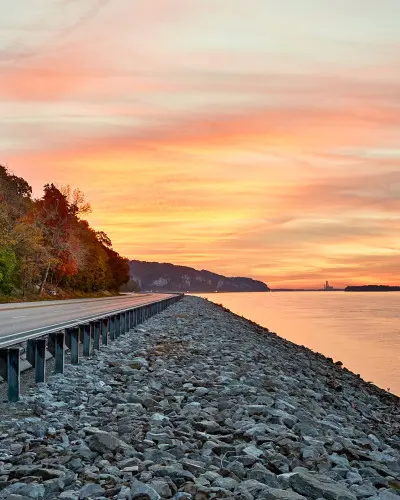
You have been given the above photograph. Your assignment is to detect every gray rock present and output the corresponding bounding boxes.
[247,469,280,488]
[289,471,357,500]
[213,476,239,490]
[130,481,161,500]
[59,493,79,500]
[243,444,264,458]
[370,491,400,500]
[79,483,105,498]
[130,358,149,370]
[150,480,172,498]
[262,488,307,500]
[116,486,132,499]
[86,430,127,453]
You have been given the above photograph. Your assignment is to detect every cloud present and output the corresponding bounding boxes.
[2,1,400,287]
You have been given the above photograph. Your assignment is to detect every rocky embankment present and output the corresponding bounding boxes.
[0,296,399,500]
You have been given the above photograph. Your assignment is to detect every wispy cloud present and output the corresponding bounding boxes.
[1,0,400,287]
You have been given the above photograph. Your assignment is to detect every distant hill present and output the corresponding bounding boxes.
[129,260,269,293]
[345,285,400,292]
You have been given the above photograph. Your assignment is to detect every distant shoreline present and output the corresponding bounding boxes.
[345,285,400,292]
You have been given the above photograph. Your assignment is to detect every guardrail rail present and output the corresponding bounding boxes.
[0,294,183,402]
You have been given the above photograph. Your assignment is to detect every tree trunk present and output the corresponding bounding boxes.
[38,263,50,296]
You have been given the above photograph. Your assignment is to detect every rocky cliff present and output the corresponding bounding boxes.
[129,260,269,292]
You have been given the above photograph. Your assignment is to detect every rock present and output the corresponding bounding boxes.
[247,469,280,488]
[130,358,149,370]
[370,491,400,500]
[349,483,377,498]
[262,488,307,500]
[330,453,350,468]
[150,480,172,498]
[213,476,239,490]
[0,296,398,500]
[243,445,264,458]
[86,430,127,453]
[78,483,105,498]
[130,481,161,500]
[0,483,46,499]
[116,486,132,499]
[59,493,79,500]
[289,472,357,500]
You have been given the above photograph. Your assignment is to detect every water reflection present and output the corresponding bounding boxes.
[197,292,400,396]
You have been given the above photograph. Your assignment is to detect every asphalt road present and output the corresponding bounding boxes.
[0,293,170,338]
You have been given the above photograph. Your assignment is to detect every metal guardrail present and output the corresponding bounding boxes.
[0,294,183,402]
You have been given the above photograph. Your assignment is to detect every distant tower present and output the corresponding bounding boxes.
[326,280,329,290]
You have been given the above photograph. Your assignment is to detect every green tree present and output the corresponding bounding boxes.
[0,246,17,294]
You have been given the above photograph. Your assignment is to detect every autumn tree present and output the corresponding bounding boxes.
[35,184,85,293]
[0,166,130,298]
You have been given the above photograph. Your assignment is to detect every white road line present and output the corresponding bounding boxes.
[12,315,27,319]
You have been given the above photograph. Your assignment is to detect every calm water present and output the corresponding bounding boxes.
[197,292,400,396]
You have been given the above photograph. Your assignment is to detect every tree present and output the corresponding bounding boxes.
[0,247,17,295]
[35,184,84,293]
[0,166,131,298]
[13,217,52,296]
[58,184,92,216]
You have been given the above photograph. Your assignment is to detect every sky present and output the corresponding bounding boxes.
[1,0,400,288]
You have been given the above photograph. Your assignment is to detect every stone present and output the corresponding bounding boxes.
[150,479,172,498]
[243,445,264,458]
[130,358,149,370]
[86,430,127,453]
[247,469,280,488]
[130,481,161,500]
[0,296,398,500]
[59,493,79,500]
[289,472,357,500]
[79,483,105,498]
[262,488,307,500]
[371,491,400,500]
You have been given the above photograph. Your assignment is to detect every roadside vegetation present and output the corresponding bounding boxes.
[0,165,130,301]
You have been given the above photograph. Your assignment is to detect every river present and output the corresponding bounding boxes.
[197,292,400,396]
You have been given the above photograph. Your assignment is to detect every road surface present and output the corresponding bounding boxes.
[0,294,171,338]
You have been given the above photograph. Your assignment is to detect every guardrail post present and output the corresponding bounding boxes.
[102,318,109,345]
[68,327,79,365]
[83,323,91,357]
[8,348,20,402]
[35,339,46,382]
[115,315,120,338]
[49,332,65,374]
[120,312,125,335]
[26,339,35,367]
[132,309,137,328]
[109,315,115,340]
[125,311,129,333]
[93,320,101,350]
[0,348,21,402]
[131,309,135,327]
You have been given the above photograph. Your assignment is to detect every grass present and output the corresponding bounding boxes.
[0,289,121,304]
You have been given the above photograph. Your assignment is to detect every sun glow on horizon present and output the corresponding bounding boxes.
[2,0,400,288]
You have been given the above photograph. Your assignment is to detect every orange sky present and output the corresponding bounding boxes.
[2,1,400,288]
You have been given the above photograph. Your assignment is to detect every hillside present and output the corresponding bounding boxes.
[130,260,269,292]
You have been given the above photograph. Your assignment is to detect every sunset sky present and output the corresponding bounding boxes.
[2,0,400,288]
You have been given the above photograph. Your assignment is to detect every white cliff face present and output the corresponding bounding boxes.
[216,279,225,290]
[151,277,169,287]
[182,274,192,286]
